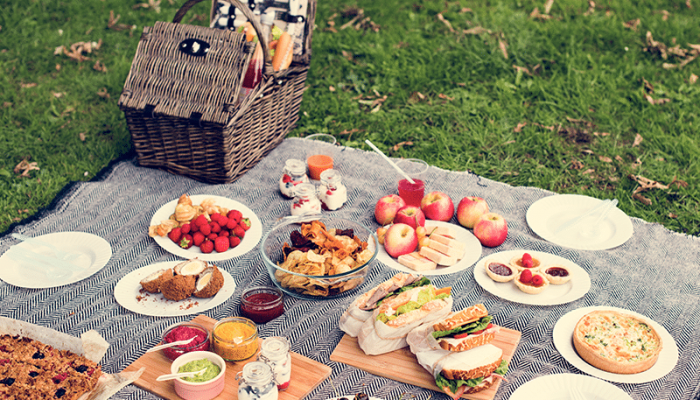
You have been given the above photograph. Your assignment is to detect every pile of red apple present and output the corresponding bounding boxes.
[374,191,507,249]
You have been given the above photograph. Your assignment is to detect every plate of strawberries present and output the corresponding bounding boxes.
[148,194,263,261]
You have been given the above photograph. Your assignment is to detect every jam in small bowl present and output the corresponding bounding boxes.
[240,286,285,324]
[160,322,210,361]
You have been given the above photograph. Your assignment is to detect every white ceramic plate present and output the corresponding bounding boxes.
[526,194,633,250]
[553,306,679,383]
[376,221,482,276]
[473,249,590,306]
[150,195,262,262]
[509,373,632,400]
[0,232,111,289]
[114,261,236,317]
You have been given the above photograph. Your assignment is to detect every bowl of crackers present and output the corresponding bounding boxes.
[261,216,378,300]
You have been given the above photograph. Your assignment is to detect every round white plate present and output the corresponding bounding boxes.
[114,261,236,317]
[376,221,482,276]
[526,194,633,250]
[0,232,111,289]
[552,306,679,383]
[509,373,632,400]
[473,249,590,306]
[150,195,262,262]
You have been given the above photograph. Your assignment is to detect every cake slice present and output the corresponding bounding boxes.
[398,252,437,271]
[420,246,458,266]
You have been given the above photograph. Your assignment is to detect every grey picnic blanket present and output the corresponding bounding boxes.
[1,138,699,400]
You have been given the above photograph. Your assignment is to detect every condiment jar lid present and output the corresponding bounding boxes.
[241,361,274,384]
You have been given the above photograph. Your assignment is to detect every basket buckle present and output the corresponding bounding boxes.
[179,38,210,57]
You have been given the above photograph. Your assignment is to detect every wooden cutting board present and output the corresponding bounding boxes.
[330,326,521,400]
[123,315,331,400]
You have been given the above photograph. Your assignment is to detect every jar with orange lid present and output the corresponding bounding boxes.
[212,317,258,361]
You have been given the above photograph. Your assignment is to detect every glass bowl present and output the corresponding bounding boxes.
[260,216,378,300]
[160,322,211,361]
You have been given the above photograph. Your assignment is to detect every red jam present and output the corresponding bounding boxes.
[161,324,209,361]
[488,262,513,276]
[546,267,569,277]
[241,287,284,324]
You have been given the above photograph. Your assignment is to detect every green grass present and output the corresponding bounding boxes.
[1,0,698,235]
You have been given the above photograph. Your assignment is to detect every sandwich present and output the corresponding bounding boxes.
[357,284,452,355]
[407,304,507,399]
[415,343,508,399]
[339,273,430,337]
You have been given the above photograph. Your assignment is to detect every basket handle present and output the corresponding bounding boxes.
[172,0,270,63]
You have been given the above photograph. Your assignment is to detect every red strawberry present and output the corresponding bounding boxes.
[233,226,245,238]
[168,227,182,243]
[226,218,238,230]
[522,253,533,269]
[194,214,208,227]
[229,236,241,248]
[200,240,214,254]
[210,213,221,224]
[190,221,200,233]
[214,236,230,253]
[179,234,193,249]
[199,224,212,236]
[219,230,230,237]
[181,223,191,235]
[228,209,242,223]
[207,233,218,241]
[210,222,222,233]
[240,218,251,231]
[217,216,229,227]
[282,174,292,183]
[193,232,205,247]
[519,269,533,284]
[531,274,544,287]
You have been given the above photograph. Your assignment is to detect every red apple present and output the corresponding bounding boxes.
[383,223,418,258]
[374,194,407,225]
[457,196,490,229]
[473,213,508,247]
[393,205,426,229]
[420,191,454,221]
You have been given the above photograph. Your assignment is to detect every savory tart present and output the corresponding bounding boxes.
[509,253,541,271]
[513,269,549,294]
[484,260,517,283]
[540,264,572,285]
[573,310,663,374]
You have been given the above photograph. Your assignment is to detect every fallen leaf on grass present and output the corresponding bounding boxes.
[61,106,76,117]
[691,73,698,84]
[79,132,86,141]
[97,87,110,98]
[461,7,473,13]
[530,7,552,20]
[668,213,677,218]
[599,156,612,163]
[337,128,361,140]
[633,133,643,146]
[498,39,508,59]
[14,159,40,177]
[392,141,413,151]
[503,140,516,145]
[582,169,595,175]
[133,0,161,13]
[571,160,584,170]
[512,65,532,75]
[409,91,426,103]
[615,155,624,162]
[329,86,335,92]
[2,102,12,108]
[438,93,454,101]
[644,93,671,105]
[56,64,61,71]
[21,83,37,88]
[437,13,454,32]
[687,0,692,8]
[93,60,107,72]
[463,26,490,35]
[593,132,610,136]
[624,18,641,31]
[532,122,556,131]
[325,13,338,33]
[628,174,669,196]
[544,0,554,14]
[108,10,135,31]
[52,92,65,98]
[633,193,653,205]
[514,122,527,132]
[670,177,688,188]
[655,10,670,21]
[583,0,596,16]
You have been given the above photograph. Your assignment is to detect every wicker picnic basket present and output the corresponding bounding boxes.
[119,0,316,183]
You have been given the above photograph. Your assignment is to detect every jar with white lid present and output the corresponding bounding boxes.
[290,183,321,216]
[258,337,292,390]
[279,159,309,199]
[318,169,347,211]
[236,361,278,400]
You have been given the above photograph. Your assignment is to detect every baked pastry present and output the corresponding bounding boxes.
[160,275,196,301]
[174,258,208,276]
[513,269,549,294]
[0,334,102,400]
[510,252,541,271]
[540,264,572,285]
[573,310,663,374]
[192,266,225,298]
[139,268,173,293]
[484,260,516,283]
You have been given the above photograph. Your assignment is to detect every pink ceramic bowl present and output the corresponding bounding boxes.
[170,351,226,400]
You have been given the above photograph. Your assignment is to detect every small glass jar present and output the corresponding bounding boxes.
[279,159,309,199]
[258,337,292,390]
[212,317,258,361]
[241,286,285,324]
[318,169,347,211]
[236,361,279,400]
[160,322,210,361]
[290,183,322,216]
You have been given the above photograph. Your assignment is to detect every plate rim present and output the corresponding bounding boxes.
[375,221,482,276]
[114,260,236,317]
[0,231,112,289]
[552,305,679,384]
[473,249,591,306]
[149,194,262,262]
[508,373,633,400]
[526,194,633,250]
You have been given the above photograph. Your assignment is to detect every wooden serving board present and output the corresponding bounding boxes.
[123,315,331,400]
[330,326,521,400]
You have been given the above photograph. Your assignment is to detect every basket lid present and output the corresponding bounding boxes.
[119,21,253,125]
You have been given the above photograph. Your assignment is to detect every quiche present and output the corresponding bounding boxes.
[573,310,663,374]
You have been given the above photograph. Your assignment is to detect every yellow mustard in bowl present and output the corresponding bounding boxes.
[212,317,258,361]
